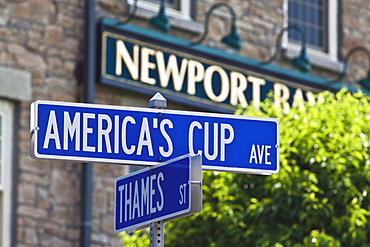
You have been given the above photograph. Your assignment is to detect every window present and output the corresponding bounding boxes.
[0,100,13,247]
[146,0,180,11]
[284,0,338,61]
[288,0,326,51]
[128,0,193,21]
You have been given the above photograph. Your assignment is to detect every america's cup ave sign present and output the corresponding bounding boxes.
[30,100,279,174]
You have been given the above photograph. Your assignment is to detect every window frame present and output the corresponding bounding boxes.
[283,0,339,62]
[0,100,13,247]
[127,0,193,21]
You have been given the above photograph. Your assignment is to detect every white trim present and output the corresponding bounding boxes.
[127,0,192,21]
[283,0,339,63]
[126,0,203,34]
[0,99,14,247]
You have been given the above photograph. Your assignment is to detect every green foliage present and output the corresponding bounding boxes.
[120,89,370,246]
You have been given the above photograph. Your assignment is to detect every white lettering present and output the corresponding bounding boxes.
[204,122,218,161]
[114,115,119,154]
[150,174,156,214]
[265,145,271,165]
[125,183,132,221]
[119,185,125,223]
[159,119,173,157]
[156,172,164,211]
[83,113,95,152]
[63,111,80,151]
[97,114,112,153]
[141,177,150,216]
[121,116,136,155]
[249,144,272,165]
[43,110,61,149]
[220,123,234,161]
[179,183,187,205]
[249,144,257,164]
[132,180,140,219]
[188,121,202,156]
[137,118,154,156]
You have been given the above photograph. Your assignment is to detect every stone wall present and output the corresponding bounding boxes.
[0,0,369,246]
[1,0,85,246]
[341,0,370,84]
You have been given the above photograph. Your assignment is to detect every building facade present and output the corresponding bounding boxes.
[0,0,369,246]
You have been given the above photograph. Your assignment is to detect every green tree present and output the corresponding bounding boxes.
[120,89,370,246]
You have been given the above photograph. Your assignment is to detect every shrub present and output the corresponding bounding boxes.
[121,89,370,246]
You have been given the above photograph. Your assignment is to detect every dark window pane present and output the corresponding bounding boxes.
[147,0,180,10]
[288,0,326,52]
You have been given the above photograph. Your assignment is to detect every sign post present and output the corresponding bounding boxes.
[148,92,166,247]
[30,93,279,247]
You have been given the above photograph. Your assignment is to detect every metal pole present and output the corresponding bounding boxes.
[149,92,167,247]
[150,221,165,247]
[81,0,96,246]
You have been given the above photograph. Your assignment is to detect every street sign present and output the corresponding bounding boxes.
[114,154,202,233]
[30,100,279,174]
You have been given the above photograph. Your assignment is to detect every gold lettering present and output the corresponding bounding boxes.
[140,47,156,85]
[187,60,205,95]
[292,88,304,109]
[305,91,316,106]
[156,53,188,91]
[248,76,266,110]
[230,71,248,108]
[115,40,139,80]
[274,83,290,113]
[204,65,229,102]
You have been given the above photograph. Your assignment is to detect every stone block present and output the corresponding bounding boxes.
[44,25,64,46]
[19,155,50,175]
[50,168,80,204]
[7,44,46,75]
[0,66,32,102]
[8,0,56,24]
[18,227,39,245]
[92,191,107,214]
[18,182,36,204]
[17,205,48,219]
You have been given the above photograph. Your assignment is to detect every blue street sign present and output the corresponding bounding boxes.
[30,100,279,174]
[114,154,202,232]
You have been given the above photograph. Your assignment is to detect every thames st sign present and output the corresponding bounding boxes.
[114,154,202,232]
